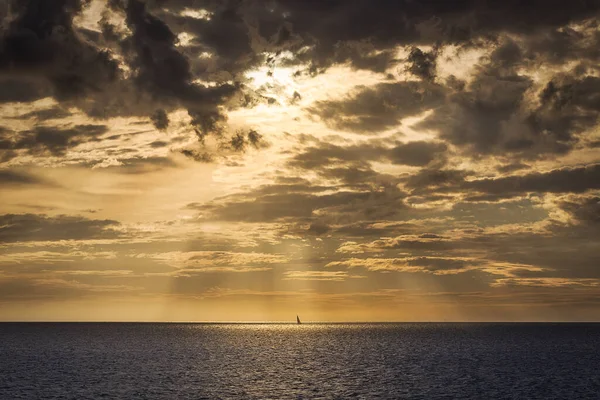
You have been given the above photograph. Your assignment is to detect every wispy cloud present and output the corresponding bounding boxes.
[283,271,366,281]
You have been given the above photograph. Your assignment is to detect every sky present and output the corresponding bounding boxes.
[0,0,600,322]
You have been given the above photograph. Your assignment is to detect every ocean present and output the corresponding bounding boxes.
[1,323,599,399]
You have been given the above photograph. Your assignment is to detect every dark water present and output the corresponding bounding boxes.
[1,323,599,399]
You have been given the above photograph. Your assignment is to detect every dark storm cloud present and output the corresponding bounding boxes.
[2,0,599,150]
[116,0,238,134]
[0,0,241,151]
[2,0,599,100]
[109,0,600,155]
[0,124,108,159]
[0,77,51,103]
[0,0,119,101]
[0,214,121,243]
[210,0,600,73]
[157,1,261,79]
[157,1,600,41]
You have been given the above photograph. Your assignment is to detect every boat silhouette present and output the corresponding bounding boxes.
[296,315,301,324]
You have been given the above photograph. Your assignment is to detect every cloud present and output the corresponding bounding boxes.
[464,164,600,196]
[117,0,238,133]
[491,278,600,288]
[150,109,169,130]
[135,250,288,274]
[159,1,261,78]
[528,74,600,151]
[418,44,535,155]
[287,142,387,170]
[406,46,437,81]
[1,0,600,319]
[307,222,330,236]
[196,184,407,225]
[236,0,600,72]
[557,195,600,227]
[2,0,598,164]
[0,0,256,159]
[331,212,600,285]
[522,20,600,65]
[404,168,468,190]
[418,37,600,160]
[283,270,364,281]
[326,256,481,275]
[288,139,447,171]
[0,0,120,103]
[310,81,446,133]
[327,256,550,283]
[403,164,600,199]
[0,214,122,243]
[0,276,141,301]
[0,169,48,186]
[336,234,453,254]
[11,106,72,121]
[389,140,447,166]
[0,78,51,103]
[0,250,117,265]
[0,124,108,159]
[97,156,179,174]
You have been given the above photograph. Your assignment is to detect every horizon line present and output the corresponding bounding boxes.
[1,320,600,324]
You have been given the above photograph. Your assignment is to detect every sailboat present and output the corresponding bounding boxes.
[296,315,301,324]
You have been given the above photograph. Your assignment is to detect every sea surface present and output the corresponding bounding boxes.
[1,323,599,399]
